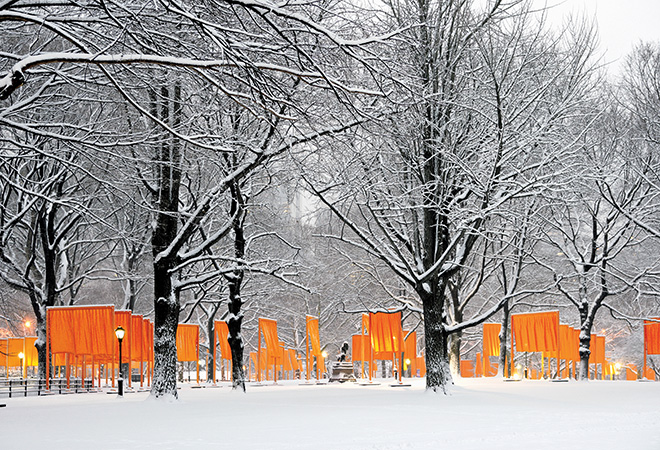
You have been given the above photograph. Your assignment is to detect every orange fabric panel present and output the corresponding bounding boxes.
[369,312,402,353]
[282,346,293,371]
[543,325,577,360]
[259,318,280,354]
[289,349,299,371]
[558,325,574,360]
[276,341,286,361]
[483,323,501,358]
[403,331,416,375]
[49,306,115,358]
[130,315,144,361]
[626,364,637,380]
[588,335,605,365]
[111,310,132,364]
[511,311,559,352]
[48,307,76,355]
[404,332,417,360]
[24,337,38,366]
[0,339,7,366]
[250,351,258,367]
[460,359,474,378]
[475,353,483,377]
[416,356,426,377]
[7,337,24,367]
[644,318,660,355]
[645,367,655,380]
[214,320,232,360]
[351,334,366,361]
[176,324,199,362]
[374,351,393,360]
[306,316,321,356]
[143,319,154,362]
[485,361,499,377]
[570,328,580,361]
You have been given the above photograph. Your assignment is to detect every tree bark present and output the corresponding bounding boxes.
[226,179,247,392]
[421,288,452,393]
[149,84,183,399]
[499,301,510,377]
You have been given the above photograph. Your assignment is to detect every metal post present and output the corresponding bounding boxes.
[118,337,124,396]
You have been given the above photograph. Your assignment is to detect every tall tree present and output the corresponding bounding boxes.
[304,0,598,392]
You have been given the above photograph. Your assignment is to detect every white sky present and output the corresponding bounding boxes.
[537,0,660,71]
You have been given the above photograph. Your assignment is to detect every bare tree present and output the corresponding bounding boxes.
[303,0,599,392]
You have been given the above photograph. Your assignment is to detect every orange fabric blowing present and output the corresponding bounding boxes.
[644,318,660,355]
[130,314,144,361]
[259,318,280,354]
[369,312,402,353]
[483,323,501,357]
[48,305,115,358]
[306,316,322,356]
[460,360,474,378]
[215,320,232,360]
[176,324,199,362]
[511,311,559,352]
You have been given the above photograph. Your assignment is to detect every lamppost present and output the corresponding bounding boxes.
[115,326,125,396]
[18,352,25,379]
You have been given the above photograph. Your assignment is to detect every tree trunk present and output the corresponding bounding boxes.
[151,262,180,398]
[227,277,245,391]
[206,317,215,383]
[227,180,247,392]
[448,333,461,377]
[499,301,510,377]
[421,289,452,393]
[578,303,592,381]
[149,84,182,399]
[578,328,592,381]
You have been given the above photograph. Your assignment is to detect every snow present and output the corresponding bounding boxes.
[2,377,659,449]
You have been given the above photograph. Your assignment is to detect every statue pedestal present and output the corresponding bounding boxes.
[329,362,356,383]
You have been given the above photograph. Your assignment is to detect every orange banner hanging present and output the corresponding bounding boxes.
[483,323,501,357]
[460,360,474,378]
[644,318,660,355]
[130,314,144,362]
[214,320,232,360]
[7,338,24,367]
[24,337,38,366]
[48,305,116,358]
[306,316,322,355]
[259,318,279,354]
[511,311,559,353]
[369,312,403,353]
[588,335,605,365]
[176,324,200,362]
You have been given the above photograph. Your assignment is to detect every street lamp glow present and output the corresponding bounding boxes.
[321,351,328,359]
[24,320,31,328]
[115,326,125,341]
[18,352,24,360]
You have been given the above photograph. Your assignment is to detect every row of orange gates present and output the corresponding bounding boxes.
[460,311,660,380]
[0,307,428,386]
[2,307,658,385]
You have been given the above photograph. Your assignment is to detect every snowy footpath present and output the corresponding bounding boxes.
[1,377,659,449]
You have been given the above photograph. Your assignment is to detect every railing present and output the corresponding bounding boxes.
[0,377,98,398]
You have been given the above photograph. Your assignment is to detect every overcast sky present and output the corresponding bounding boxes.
[537,0,660,72]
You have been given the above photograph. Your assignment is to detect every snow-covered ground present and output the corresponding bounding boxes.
[2,377,659,449]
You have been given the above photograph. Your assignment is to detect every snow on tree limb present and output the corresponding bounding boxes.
[0,52,380,101]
